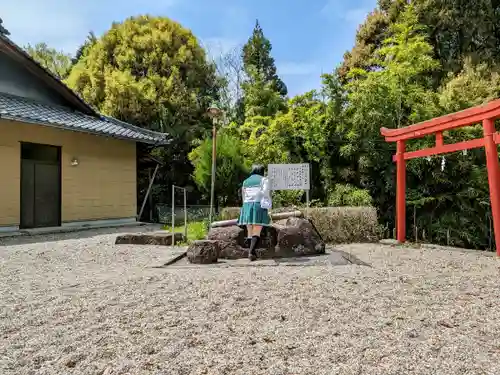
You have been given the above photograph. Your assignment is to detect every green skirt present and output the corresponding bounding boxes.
[237,202,271,226]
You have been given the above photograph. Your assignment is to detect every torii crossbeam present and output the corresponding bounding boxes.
[381,99,500,255]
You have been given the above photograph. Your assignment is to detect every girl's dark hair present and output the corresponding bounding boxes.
[250,164,265,176]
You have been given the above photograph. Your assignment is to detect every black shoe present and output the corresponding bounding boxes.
[248,250,257,261]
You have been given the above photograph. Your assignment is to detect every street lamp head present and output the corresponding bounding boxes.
[206,103,223,119]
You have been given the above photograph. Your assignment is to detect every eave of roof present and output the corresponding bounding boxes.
[0,34,97,116]
[0,93,170,145]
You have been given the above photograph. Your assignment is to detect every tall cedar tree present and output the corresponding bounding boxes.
[242,20,287,97]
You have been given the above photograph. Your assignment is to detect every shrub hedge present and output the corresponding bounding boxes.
[219,206,381,244]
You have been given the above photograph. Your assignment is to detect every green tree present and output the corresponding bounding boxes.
[340,0,500,84]
[66,15,223,204]
[337,5,440,239]
[67,16,220,133]
[338,4,498,249]
[241,67,287,118]
[345,5,439,160]
[327,184,373,207]
[242,20,287,96]
[438,60,500,112]
[188,132,250,206]
[240,91,329,200]
[24,42,73,80]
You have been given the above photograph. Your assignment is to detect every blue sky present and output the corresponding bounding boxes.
[2,0,376,96]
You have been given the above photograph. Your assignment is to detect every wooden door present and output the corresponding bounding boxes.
[20,143,61,228]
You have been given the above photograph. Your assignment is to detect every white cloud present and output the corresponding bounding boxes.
[1,0,178,54]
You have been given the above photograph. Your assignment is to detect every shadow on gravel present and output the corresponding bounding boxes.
[0,224,163,246]
[161,249,371,269]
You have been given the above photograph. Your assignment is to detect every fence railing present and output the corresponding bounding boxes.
[156,204,214,225]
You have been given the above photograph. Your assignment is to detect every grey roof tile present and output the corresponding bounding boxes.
[0,93,169,145]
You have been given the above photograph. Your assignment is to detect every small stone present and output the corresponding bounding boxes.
[407,329,419,338]
[438,320,455,328]
[187,240,219,264]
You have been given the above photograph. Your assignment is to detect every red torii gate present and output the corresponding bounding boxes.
[381,99,500,256]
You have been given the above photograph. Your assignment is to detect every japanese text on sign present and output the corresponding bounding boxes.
[268,163,310,190]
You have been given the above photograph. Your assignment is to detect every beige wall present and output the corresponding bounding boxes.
[0,119,137,227]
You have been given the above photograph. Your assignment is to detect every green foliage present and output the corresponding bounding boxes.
[333,2,498,249]
[66,15,220,134]
[66,15,223,207]
[188,132,250,206]
[327,184,373,207]
[241,67,287,118]
[341,0,500,83]
[272,190,305,208]
[235,20,289,124]
[438,60,500,112]
[169,221,209,243]
[24,42,73,80]
[220,207,241,220]
[242,20,287,97]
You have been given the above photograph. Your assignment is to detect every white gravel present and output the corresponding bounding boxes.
[1,228,500,375]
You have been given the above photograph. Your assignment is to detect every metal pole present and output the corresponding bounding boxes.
[148,169,153,222]
[184,189,188,240]
[171,185,175,248]
[209,123,217,224]
[305,190,310,218]
[137,163,159,221]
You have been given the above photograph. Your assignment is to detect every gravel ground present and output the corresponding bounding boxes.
[1,228,500,375]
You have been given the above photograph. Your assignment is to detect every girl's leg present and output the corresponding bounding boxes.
[248,225,263,261]
[245,225,254,248]
[252,225,263,236]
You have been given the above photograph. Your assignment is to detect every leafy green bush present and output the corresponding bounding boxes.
[168,221,209,243]
[327,184,373,207]
[185,221,210,241]
[189,132,250,206]
[272,190,305,208]
[308,207,381,244]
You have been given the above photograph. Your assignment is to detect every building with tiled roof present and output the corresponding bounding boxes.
[0,31,169,231]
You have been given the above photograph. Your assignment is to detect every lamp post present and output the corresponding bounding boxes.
[206,103,223,224]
